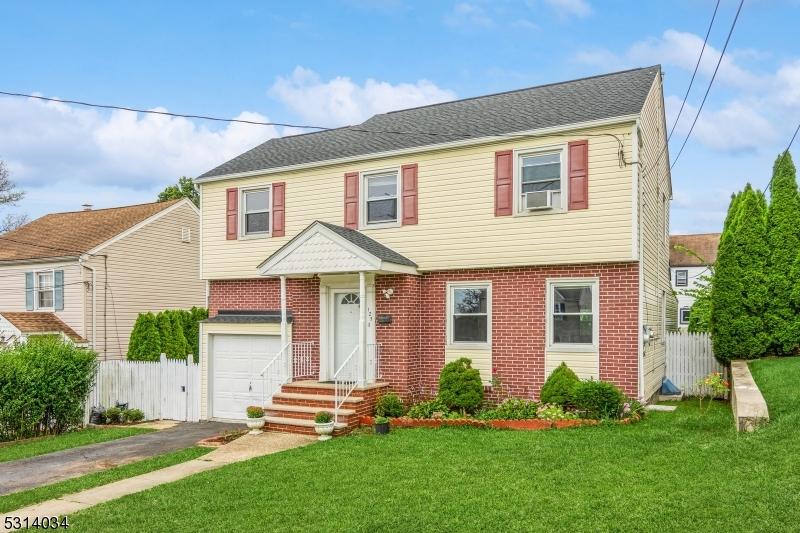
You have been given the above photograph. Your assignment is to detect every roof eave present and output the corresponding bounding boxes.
[0,255,80,266]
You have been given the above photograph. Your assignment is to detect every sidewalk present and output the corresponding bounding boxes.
[1,432,314,529]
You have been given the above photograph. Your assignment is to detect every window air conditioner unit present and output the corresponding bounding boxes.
[524,191,554,210]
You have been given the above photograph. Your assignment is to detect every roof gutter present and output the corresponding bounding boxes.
[194,114,640,184]
[0,256,79,266]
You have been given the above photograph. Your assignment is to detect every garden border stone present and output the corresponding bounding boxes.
[730,360,769,432]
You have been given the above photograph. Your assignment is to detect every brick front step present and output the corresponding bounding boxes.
[264,403,358,423]
[271,392,364,410]
[263,416,349,436]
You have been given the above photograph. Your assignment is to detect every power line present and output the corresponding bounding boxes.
[667,0,720,143]
[763,122,800,194]
[670,0,745,172]
[0,90,328,130]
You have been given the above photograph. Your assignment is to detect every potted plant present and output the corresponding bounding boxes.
[374,415,390,435]
[246,406,265,434]
[314,411,335,441]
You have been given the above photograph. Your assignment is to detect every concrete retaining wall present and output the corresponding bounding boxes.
[730,360,769,432]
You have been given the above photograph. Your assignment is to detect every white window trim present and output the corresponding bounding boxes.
[512,143,568,216]
[675,269,688,287]
[545,278,599,353]
[360,167,401,229]
[446,281,492,348]
[679,307,690,325]
[34,269,55,311]
[239,184,272,239]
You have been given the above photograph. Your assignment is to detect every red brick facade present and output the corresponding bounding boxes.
[208,262,640,400]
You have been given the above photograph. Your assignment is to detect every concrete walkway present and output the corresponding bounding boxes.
[0,421,241,496]
[1,432,314,528]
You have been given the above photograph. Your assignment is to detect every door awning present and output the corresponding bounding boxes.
[257,221,418,277]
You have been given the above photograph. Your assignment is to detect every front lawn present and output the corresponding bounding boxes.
[0,427,152,463]
[72,358,800,532]
[0,447,210,513]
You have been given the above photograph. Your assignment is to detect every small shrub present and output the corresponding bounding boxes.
[246,406,264,419]
[536,404,578,421]
[127,312,161,361]
[572,380,625,419]
[314,411,333,424]
[123,408,144,423]
[105,407,123,424]
[375,393,404,417]
[539,363,580,407]
[406,398,450,419]
[438,358,484,414]
[622,399,646,420]
[477,398,539,420]
[374,416,389,425]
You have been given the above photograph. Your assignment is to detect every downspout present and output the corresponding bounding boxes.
[79,256,97,352]
[632,120,645,401]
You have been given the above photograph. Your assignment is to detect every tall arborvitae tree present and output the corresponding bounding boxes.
[156,311,180,359]
[169,311,190,359]
[765,151,800,354]
[127,312,161,361]
[789,252,800,349]
[711,185,770,363]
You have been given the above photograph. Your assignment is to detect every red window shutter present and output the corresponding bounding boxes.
[568,140,589,210]
[272,182,285,237]
[344,172,359,229]
[494,150,513,216]
[401,163,418,225]
[225,188,238,240]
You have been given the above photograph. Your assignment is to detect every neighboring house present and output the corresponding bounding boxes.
[195,65,672,428]
[0,199,205,358]
[670,233,720,329]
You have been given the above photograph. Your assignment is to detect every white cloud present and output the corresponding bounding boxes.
[543,0,592,18]
[775,60,800,106]
[444,3,495,28]
[0,95,273,216]
[269,66,456,126]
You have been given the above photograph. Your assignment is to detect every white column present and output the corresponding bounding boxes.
[359,271,366,385]
[280,275,289,379]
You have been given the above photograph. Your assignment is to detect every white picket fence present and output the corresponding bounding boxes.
[85,354,201,422]
[665,332,725,396]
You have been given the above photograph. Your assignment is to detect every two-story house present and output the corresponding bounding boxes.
[670,233,720,329]
[195,66,672,431]
[0,199,206,358]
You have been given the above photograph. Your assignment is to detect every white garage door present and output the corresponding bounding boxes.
[212,334,281,420]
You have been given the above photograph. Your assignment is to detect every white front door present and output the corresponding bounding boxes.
[212,334,281,420]
[333,291,360,374]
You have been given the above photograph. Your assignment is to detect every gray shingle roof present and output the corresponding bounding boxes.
[317,222,417,267]
[203,310,294,324]
[198,66,659,180]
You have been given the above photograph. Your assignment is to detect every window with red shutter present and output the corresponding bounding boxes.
[567,140,589,210]
[225,188,238,239]
[494,151,513,216]
[272,182,285,237]
[401,163,418,225]
[344,172,359,228]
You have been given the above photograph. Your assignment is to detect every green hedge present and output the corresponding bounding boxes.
[0,338,97,441]
[127,308,207,362]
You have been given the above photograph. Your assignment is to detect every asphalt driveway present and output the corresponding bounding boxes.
[0,421,242,496]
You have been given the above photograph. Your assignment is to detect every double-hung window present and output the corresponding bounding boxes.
[448,283,491,345]
[675,270,688,287]
[680,307,690,324]
[36,271,54,309]
[518,151,562,211]
[548,279,598,349]
[242,187,270,236]
[364,171,399,225]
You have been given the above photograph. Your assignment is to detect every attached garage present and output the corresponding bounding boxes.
[199,314,292,421]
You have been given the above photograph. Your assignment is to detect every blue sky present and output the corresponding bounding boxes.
[1,0,799,233]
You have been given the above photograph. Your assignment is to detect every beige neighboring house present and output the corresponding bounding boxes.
[0,199,205,359]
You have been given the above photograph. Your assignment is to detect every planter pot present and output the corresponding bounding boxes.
[246,418,265,434]
[315,421,335,441]
[374,422,390,435]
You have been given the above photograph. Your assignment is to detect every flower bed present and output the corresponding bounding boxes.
[359,416,616,430]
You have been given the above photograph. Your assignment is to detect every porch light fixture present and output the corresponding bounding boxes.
[382,288,394,299]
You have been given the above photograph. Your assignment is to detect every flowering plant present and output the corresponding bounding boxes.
[697,371,729,410]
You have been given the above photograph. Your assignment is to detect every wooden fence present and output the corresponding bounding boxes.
[85,354,201,422]
[665,332,724,396]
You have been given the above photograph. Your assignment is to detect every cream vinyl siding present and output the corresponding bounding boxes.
[0,261,84,338]
[199,322,288,420]
[637,73,672,399]
[200,124,635,279]
[444,346,492,383]
[545,353,599,381]
[84,202,205,360]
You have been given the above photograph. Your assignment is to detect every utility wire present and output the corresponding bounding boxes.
[667,0,720,143]
[763,122,800,194]
[0,90,328,130]
[670,0,745,172]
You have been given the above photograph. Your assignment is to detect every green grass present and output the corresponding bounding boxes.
[0,427,153,463]
[72,357,800,532]
[0,447,210,513]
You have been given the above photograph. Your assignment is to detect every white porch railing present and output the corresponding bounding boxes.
[291,341,316,380]
[260,342,291,406]
[366,342,382,382]
[334,345,360,425]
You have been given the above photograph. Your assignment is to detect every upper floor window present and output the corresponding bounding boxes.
[680,307,690,324]
[242,187,270,236]
[448,282,491,345]
[517,150,563,212]
[547,279,598,350]
[364,171,399,225]
[675,270,688,287]
[36,271,54,309]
